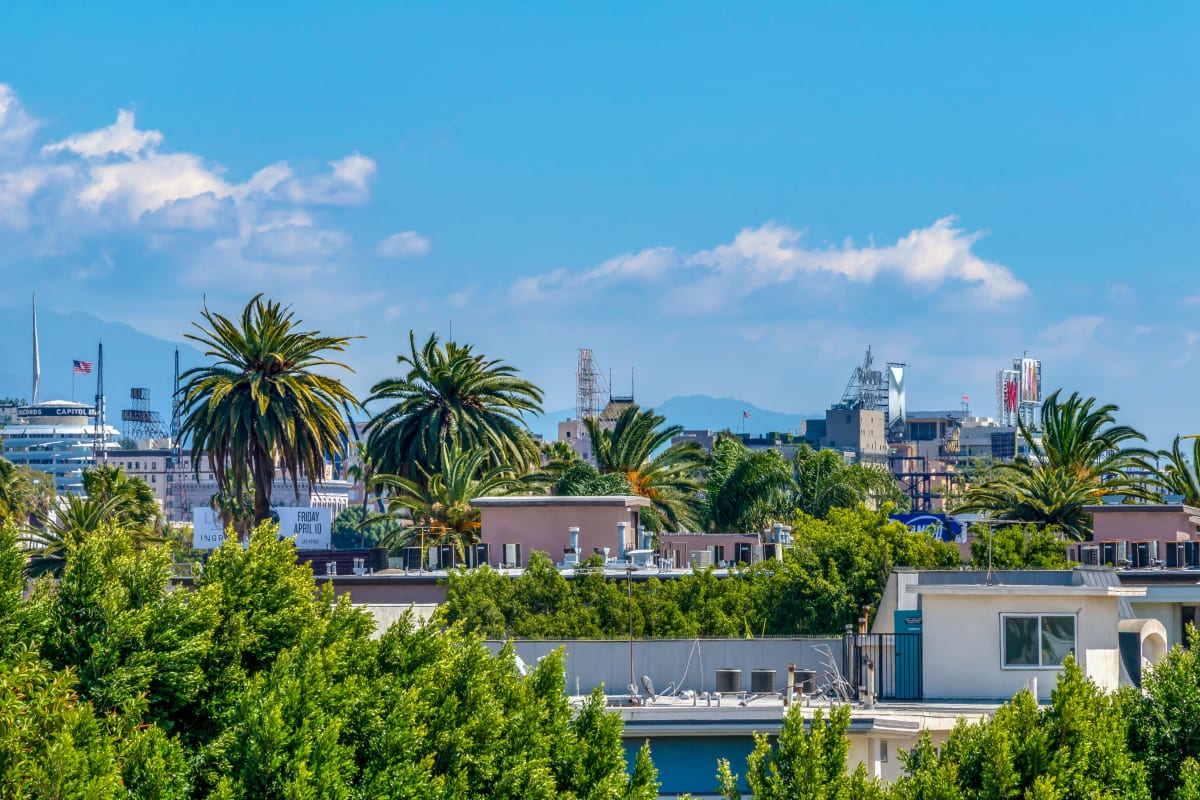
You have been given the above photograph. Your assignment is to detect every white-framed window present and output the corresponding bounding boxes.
[1001,613,1076,669]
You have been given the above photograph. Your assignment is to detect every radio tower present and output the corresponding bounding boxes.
[168,348,190,521]
[576,348,607,421]
[93,341,107,462]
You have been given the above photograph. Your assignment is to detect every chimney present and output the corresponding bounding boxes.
[568,527,579,553]
[617,521,628,560]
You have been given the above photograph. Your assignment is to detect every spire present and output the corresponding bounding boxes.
[31,293,40,403]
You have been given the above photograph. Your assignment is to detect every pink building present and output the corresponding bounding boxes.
[472,495,651,568]
[1077,503,1200,567]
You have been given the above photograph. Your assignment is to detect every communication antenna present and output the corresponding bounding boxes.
[121,388,168,441]
[93,341,107,462]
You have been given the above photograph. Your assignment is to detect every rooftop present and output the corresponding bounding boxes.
[471,495,651,508]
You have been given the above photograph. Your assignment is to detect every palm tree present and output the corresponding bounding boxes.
[954,390,1155,540]
[793,445,872,518]
[709,448,796,532]
[19,494,126,576]
[584,405,708,532]
[177,295,360,528]
[366,332,543,482]
[1153,436,1200,505]
[0,458,35,527]
[369,443,525,557]
[81,464,164,534]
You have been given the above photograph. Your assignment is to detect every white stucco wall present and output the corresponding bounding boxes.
[921,590,1123,701]
[1128,601,1182,649]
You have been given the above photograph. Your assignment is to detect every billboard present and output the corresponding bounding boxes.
[273,506,332,550]
[890,512,963,543]
[1020,358,1041,404]
[18,404,94,418]
[1002,369,1020,413]
[887,364,906,426]
[192,506,227,550]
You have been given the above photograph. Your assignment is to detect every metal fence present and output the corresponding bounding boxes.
[842,632,923,701]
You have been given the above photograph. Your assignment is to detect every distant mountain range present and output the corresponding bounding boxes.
[0,305,204,429]
[0,307,819,442]
[529,394,818,442]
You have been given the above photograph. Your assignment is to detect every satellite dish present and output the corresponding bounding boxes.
[640,675,656,701]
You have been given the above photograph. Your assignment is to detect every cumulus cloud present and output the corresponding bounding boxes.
[0,85,40,163]
[44,109,162,158]
[0,83,395,283]
[377,230,432,258]
[511,217,1028,311]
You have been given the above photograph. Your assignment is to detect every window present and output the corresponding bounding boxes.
[1002,613,1075,668]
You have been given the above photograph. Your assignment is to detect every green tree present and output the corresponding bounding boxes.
[709,448,796,533]
[1153,435,1200,504]
[82,463,164,533]
[329,503,391,549]
[553,461,634,497]
[969,524,1069,569]
[178,294,360,527]
[366,331,543,482]
[1125,626,1200,799]
[954,390,1155,540]
[793,444,906,518]
[0,458,39,527]
[715,704,884,800]
[585,405,709,531]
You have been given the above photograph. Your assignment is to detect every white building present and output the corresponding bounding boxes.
[1,400,120,493]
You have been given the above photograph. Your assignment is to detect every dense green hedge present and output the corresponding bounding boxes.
[444,506,962,638]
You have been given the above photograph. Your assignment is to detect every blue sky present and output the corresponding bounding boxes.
[0,2,1197,444]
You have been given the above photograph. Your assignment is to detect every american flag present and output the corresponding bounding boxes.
[73,360,93,374]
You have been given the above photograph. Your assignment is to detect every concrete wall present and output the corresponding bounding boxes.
[922,592,1121,701]
[485,638,843,696]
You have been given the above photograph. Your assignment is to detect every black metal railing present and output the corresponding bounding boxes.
[842,632,923,701]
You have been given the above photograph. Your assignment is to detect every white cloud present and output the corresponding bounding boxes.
[377,230,432,258]
[243,224,349,263]
[1036,315,1105,358]
[44,109,162,158]
[511,217,1028,312]
[686,216,1027,301]
[0,84,421,288]
[0,85,40,163]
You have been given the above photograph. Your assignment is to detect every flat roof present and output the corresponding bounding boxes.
[1084,503,1200,514]
[472,495,652,508]
[910,584,1146,598]
[614,697,997,737]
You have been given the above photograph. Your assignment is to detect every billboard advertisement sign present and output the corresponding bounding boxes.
[273,507,331,549]
[887,365,905,426]
[1020,358,1041,404]
[192,507,226,550]
[890,512,963,543]
[18,405,93,418]
[1002,369,1020,413]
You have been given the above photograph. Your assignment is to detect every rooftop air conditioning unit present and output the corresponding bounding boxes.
[1080,546,1100,566]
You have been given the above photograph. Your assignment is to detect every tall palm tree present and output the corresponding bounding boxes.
[584,405,708,532]
[81,464,164,534]
[369,443,525,557]
[177,295,360,527]
[366,332,543,482]
[954,390,1155,540]
[793,445,871,518]
[709,448,796,532]
[1153,436,1200,505]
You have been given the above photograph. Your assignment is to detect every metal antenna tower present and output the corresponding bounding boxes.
[836,346,886,411]
[121,388,169,441]
[575,348,609,421]
[169,348,191,521]
[93,341,107,462]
